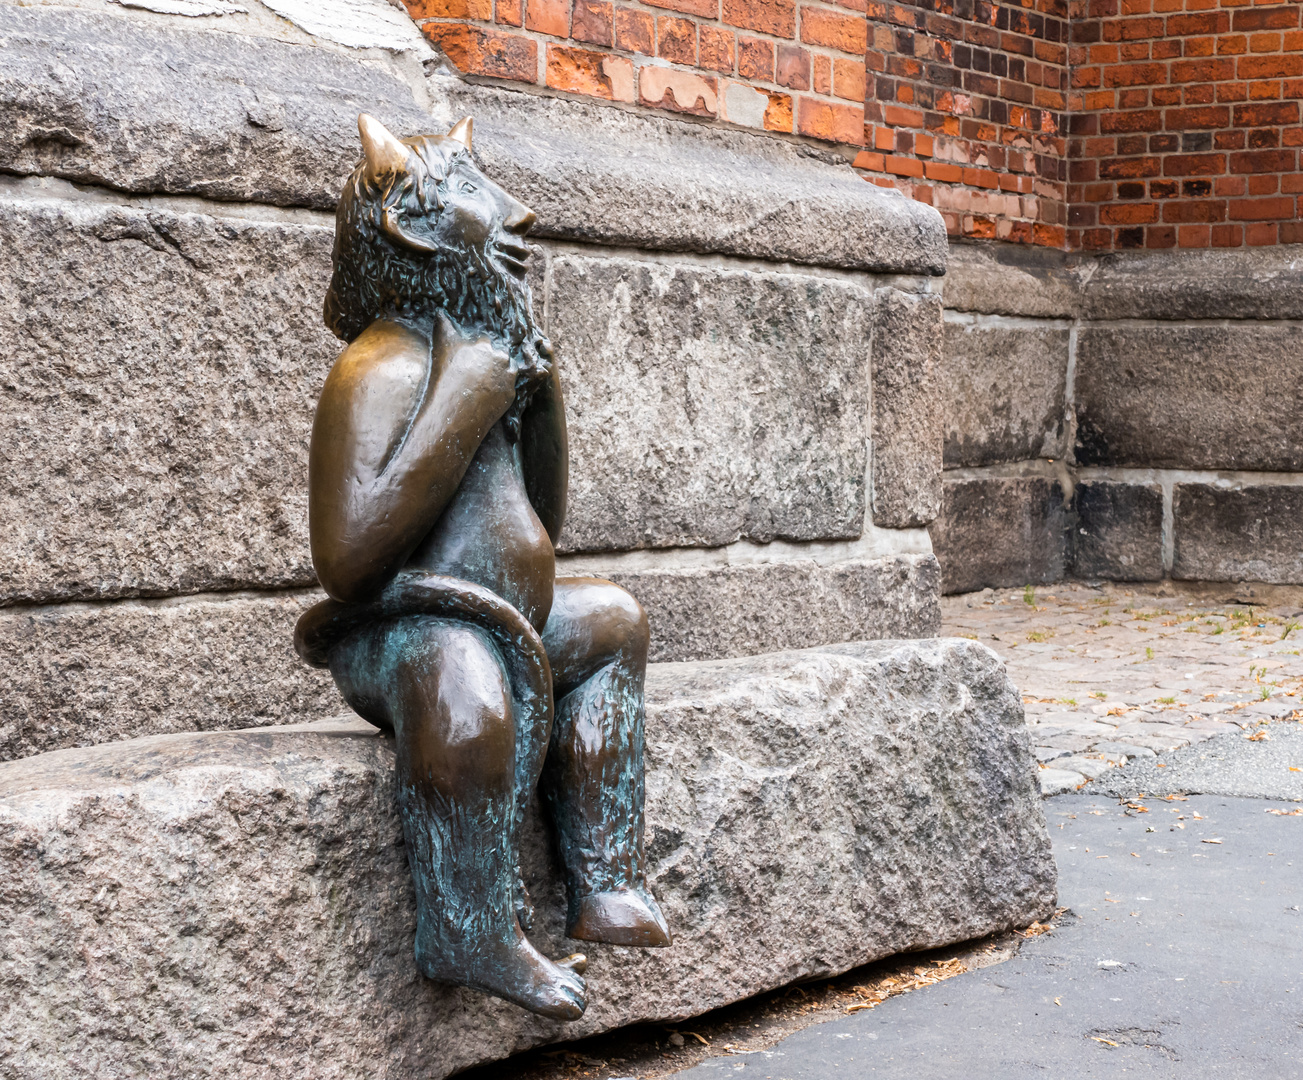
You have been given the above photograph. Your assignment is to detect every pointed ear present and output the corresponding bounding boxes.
[447,116,473,151]
[358,113,410,185]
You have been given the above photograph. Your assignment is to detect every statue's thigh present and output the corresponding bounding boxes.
[543,578,649,696]
[330,618,515,778]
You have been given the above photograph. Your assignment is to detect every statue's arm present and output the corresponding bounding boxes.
[308,320,516,603]
[520,359,568,545]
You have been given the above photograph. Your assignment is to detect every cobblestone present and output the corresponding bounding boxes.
[941,582,1303,796]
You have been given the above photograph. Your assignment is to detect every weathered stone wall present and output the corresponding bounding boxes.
[932,239,1303,594]
[0,0,945,754]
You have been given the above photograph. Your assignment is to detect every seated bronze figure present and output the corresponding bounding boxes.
[294,114,670,1020]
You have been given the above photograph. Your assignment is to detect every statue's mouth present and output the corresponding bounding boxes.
[494,239,530,278]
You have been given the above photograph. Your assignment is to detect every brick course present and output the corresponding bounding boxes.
[404,0,866,138]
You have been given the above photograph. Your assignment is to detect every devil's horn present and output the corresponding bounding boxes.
[358,113,410,183]
[447,116,473,151]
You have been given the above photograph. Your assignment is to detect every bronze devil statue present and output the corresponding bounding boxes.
[294,114,670,1019]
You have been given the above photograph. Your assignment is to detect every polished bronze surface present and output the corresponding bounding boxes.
[295,114,669,1020]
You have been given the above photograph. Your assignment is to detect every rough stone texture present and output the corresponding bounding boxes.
[871,289,943,528]
[1073,324,1303,471]
[610,554,941,663]
[941,242,1082,319]
[450,78,948,275]
[0,640,1056,1080]
[929,477,1067,595]
[1070,480,1164,583]
[550,255,873,552]
[0,558,937,760]
[1080,247,1303,322]
[0,591,337,763]
[939,318,1070,467]
[1173,484,1303,584]
[0,191,335,606]
[0,3,436,211]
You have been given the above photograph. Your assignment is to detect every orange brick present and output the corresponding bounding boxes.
[571,0,612,44]
[700,26,736,72]
[614,6,653,51]
[796,97,864,144]
[777,44,811,90]
[799,5,865,54]
[853,149,884,170]
[1178,223,1212,247]
[526,0,569,35]
[722,0,795,39]
[833,56,864,102]
[883,104,924,127]
[406,0,492,18]
[813,54,832,96]
[546,44,635,100]
[738,35,774,79]
[764,90,794,132]
[925,160,963,182]
[424,24,539,81]
[884,154,924,177]
[873,125,894,151]
[657,16,697,64]
[497,0,523,25]
[1246,221,1279,244]
[642,0,716,15]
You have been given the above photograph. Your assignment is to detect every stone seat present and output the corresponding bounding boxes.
[0,638,1054,1079]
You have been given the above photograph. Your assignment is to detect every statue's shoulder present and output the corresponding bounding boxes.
[328,318,430,388]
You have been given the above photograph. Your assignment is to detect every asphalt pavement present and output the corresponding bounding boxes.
[672,733,1303,1079]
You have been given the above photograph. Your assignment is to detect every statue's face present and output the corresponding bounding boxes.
[396,146,536,281]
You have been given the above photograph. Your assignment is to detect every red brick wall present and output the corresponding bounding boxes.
[1068,0,1303,251]
[857,1,1071,247]
[406,0,1303,251]
[403,0,867,143]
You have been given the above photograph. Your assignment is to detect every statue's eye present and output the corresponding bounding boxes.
[460,181,477,194]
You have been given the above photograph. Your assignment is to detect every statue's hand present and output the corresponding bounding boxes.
[447,336,518,413]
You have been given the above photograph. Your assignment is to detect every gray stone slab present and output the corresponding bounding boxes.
[0,639,1055,1079]
[610,554,941,663]
[0,590,337,763]
[551,254,872,552]
[449,78,948,276]
[941,241,1082,319]
[871,289,943,528]
[940,319,1070,467]
[1071,480,1164,583]
[929,477,1068,595]
[1074,324,1303,470]
[0,3,435,211]
[1173,484,1303,584]
[0,558,938,760]
[0,190,334,605]
[1081,246,1303,322]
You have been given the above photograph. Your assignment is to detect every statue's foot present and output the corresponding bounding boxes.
[417,929,588,1020]
[568,885,671,947]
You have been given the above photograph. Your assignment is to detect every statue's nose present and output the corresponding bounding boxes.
[504,197,535,233]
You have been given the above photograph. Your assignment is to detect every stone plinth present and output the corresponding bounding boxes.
[0,639,1054,1079]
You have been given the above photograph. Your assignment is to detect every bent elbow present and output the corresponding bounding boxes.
[312,541,392,605]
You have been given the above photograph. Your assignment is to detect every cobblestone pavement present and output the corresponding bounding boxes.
[942,581,1303,796]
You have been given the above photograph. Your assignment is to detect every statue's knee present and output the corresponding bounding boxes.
[598,583,649,662]
[394,625,516,785]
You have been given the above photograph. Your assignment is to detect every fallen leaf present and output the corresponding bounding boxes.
[1091,1036,1120,1047]
[1247,730,1270,742]
[1104,897,1120,903]
[845,1003,873,1013]
[1266,808,1303,816]
[685,1032,710,1046]
[1131,852,1140,857]
[1054,997,1062,1006]
[1202,838,1223,845]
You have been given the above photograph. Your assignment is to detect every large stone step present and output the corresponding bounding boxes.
[0,639,1054,1078]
